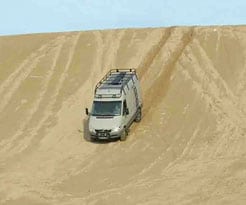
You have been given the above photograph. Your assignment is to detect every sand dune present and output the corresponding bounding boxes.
[1,26,246,204]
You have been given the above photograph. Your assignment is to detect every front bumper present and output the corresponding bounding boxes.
[90,129,122,140]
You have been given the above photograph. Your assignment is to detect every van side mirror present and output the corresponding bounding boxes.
[125,108,129,115]
[85,108,89,115]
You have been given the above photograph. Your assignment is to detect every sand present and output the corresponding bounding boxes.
[0,26,246,205]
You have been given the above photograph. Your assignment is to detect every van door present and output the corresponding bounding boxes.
[133,85,139,108]
[123,99,130,128]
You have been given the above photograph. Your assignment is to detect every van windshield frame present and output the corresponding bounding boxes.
[91,101,122,116]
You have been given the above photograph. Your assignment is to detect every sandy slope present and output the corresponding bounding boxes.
[0,26,246,205]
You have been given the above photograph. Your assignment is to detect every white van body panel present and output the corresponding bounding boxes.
[87,69,142,140]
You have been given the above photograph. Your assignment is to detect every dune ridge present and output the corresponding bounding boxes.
[0,26,246,204]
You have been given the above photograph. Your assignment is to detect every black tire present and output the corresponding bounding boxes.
[88,135,94,142]
[134,108,142,122]
[120,128,128,141]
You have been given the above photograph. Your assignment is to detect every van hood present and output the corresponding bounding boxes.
[89,116,122,130]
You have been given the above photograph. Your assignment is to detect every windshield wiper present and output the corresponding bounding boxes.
[93,114,114,116]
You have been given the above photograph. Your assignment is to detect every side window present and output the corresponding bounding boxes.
[123,100,128,115]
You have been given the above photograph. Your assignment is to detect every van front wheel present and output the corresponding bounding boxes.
[120,129,128,141]
[135,108,142,122]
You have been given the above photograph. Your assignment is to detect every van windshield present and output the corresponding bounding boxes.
[91,101,122,116]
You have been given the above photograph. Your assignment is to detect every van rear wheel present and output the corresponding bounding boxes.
[135,108,142,122]
[120,129,128,141]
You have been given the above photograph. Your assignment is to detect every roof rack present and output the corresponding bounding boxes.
[94,69,136,94]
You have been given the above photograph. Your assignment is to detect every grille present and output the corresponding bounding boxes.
[95,129,111,133]
[95,129,111,137]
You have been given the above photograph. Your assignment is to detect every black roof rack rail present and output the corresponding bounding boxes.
[94,69,136,94]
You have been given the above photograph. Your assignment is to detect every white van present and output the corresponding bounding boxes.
[85,69,142,141]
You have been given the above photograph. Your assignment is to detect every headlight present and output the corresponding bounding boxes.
[89,127,96,134]
[112,127,121,132]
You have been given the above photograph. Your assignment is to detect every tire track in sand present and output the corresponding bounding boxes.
[13,33,81,153]
[142,28,194,115]
[143,36,246,173]
[178,40,246,158]
[0,36,65,114]
[181,39,246,130]
[98,29,125,75]
[137,28,172,79]
[0,36,67,155]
